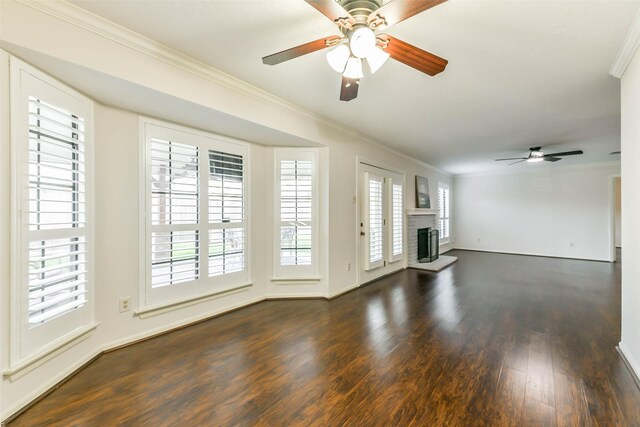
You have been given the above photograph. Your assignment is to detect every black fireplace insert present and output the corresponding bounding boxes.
[417,227,440,263]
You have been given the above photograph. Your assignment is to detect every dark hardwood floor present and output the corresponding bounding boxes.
[10,250,640,426]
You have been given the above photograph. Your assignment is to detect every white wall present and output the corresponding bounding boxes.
[327,146,453,292]
[620,42,640,379]
[0,2,453,420]
[454,162,620,262]
[615,177,622,248]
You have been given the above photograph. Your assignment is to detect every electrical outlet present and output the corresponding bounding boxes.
[569,242,576,248]
[347,262,351,271]
[476,237,481,242]
[119,296,131,313]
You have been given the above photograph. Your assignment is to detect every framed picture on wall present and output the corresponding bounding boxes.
[415,175,431,209]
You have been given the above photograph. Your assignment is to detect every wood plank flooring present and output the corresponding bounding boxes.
[9,249,640,426]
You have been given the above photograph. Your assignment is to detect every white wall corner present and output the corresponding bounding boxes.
[618,341,640,384]
[610,8,640,78]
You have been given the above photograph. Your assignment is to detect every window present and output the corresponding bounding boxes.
[274,149,317,277]
[389,180,404,262]
[361,166,404,272]
[10,58,94,365]
[364,172,384,271]
[438,182,450,241]
[142,119,248,307]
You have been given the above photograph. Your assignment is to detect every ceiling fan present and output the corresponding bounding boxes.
[262,0,449,102]
[495,147,584,165]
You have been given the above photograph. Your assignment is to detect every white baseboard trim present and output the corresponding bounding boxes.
[1,295,267,424]
[325,283,360,300]
[1,279,382,424]
[1,348,100,424]
[452,246,610,263]
[618,341,640,390]
[105,295,266,351]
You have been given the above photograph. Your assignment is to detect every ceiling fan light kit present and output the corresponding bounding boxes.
[326,44,351,72]
[343,56,364,79]
[350,26,377,58]
[262,0,449,101]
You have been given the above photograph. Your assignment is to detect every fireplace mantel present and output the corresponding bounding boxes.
[406,208,438,216]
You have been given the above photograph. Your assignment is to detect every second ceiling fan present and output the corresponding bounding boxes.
[262,0,449,101]
[495,147,584,165]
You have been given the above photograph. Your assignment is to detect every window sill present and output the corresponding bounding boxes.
[135,282,253,319]
[270,277,322,285]
[440,239,451,246]
[3,322,99,380]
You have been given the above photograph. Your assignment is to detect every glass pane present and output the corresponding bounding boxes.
[209,150,243,224]
[28,97,85,231]
[151,230,199,287]
[209,227,244,276]
[28,237,87,326]
[150,139,199,226]
[369,177,383,263]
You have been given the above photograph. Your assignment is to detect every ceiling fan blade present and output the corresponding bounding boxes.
[378,35,448,76]
[340,76,359,102]
[262,35,342,65]
[544,150,583,157]
[544,157,562,162]
[368,0,447,29]
[495,157,528,161]
[305,0,355,23]
[508,159,527,166]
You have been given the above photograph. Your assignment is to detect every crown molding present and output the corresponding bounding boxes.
[610,7,640,78]
[12,0,449,176]
[13,0,327,123]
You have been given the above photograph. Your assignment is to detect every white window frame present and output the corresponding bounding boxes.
[9,57,95,369]
[438,182,451,243]
[363,171,385,271]
[274,148,318,278]
[387,176,404,263]
[139,118,250,309]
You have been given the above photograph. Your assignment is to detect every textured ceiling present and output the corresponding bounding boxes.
[68,0,638,174]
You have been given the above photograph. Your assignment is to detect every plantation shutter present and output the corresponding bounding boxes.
[208,150,245,276]
[280,159,313,266]
[439,183,450,240]
[27,97,88,325]
[149,139,200,288]
[143,121,248,307]
[389,180,404,261]
[365,172,384,271]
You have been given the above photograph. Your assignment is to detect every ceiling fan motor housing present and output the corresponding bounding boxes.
[338,0,383,33]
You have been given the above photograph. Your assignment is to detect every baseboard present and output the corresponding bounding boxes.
[452,247,611,263]
[325,283,360,300]
[264,295,326,301]
[617,342,640,391]
[1,351,102,425]
[1,284,370,424]
[104,296,266,353]
[1,295,265,425]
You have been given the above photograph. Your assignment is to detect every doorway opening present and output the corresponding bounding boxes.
[612,176,622,262]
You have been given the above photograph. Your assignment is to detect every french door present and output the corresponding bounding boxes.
[359,164,404,277]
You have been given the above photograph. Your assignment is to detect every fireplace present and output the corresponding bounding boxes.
[417,227,440,263]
